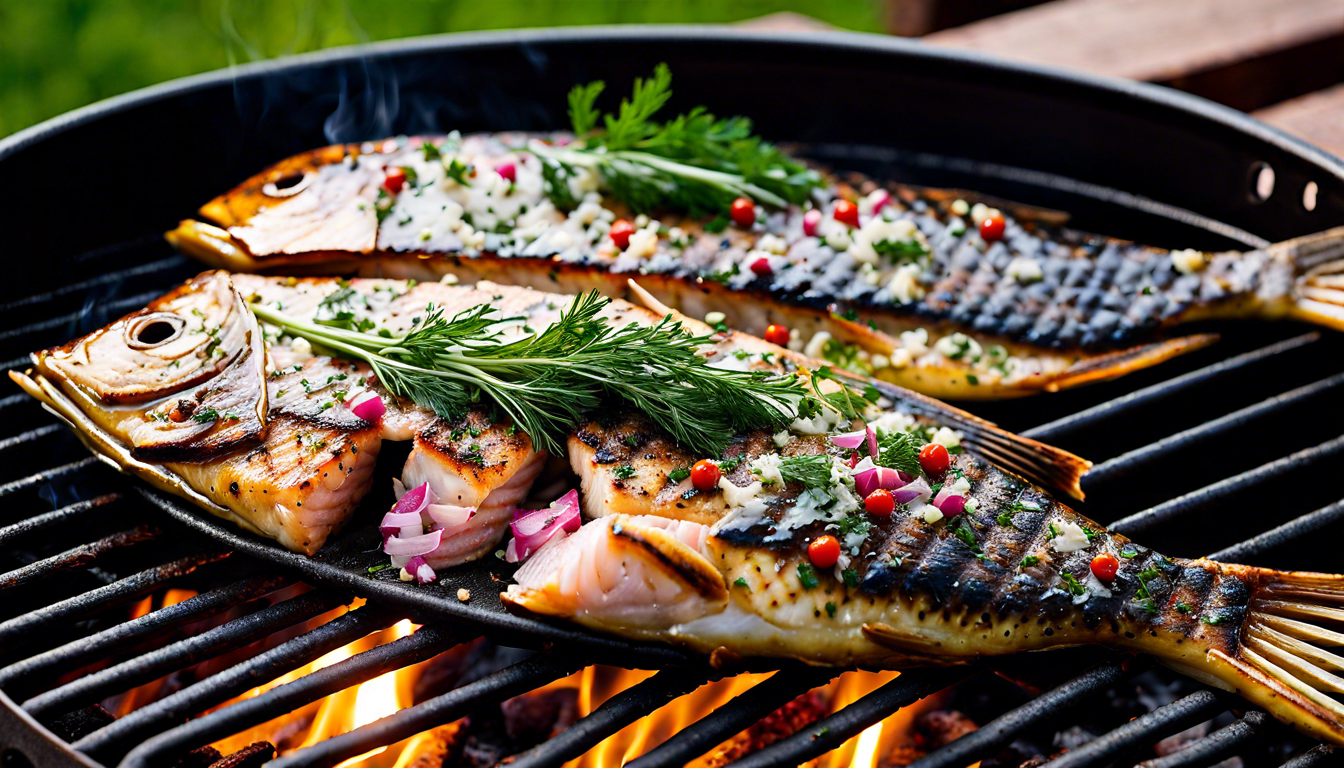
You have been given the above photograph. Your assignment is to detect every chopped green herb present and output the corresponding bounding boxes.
[777,454,834,490]
[367,563,394,574]
[825,601,837,618]
[842,569,860,588]
[668,467,691,483]
[875,429,924,477]
[1060,573,1086,596]
[613,463,636,479]
[733,577,749,590]
[1176,602,1191,614]
[1021,555,1040,567]
[797,562,820,590]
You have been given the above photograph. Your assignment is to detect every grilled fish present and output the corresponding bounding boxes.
[10,271,545,559]
[168,133,1344,399]
[507,432,1344,745]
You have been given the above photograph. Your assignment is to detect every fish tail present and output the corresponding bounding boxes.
[1185,565,1344,745]
[1270,225,1344,331]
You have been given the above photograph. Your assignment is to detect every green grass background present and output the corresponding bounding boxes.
[0,0,884,137]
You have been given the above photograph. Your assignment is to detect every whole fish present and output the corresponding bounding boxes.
[169,132,1344,399]
[507,428,1344,746]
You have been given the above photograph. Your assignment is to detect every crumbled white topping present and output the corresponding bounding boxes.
[803,331,832,359]
[866,410,916,435]
[773,430,791,447]
[871,354,890,370]
[900,328,929,355]
[1052,521,1091,553]
[934,332,982,362]
[626,226,660,259]
[946,475,972,497]
[917,504,944,523]
[887,264,925,304]
[439,273,459,285]
[888,348,912,368]
[950,199,970,216]
[970,203,1001,226]
[704,311,726,326]
[749,453,784,485]
[850,217,922,265]
[931,427,963,450]
[1006,257,1044,283]
[719,475,764,508]
[964,498,979,514]
[289,337,314,363]
[757,233,788,255]
[821,219,852,251]
[859,262,881,286]
[1171,248,1207,274]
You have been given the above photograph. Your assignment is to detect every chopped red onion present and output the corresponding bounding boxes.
[869,190,891,212]
[350,391,386,422]
[392,482,434,516]
[865,426,879,459]
[497,162,517,182]
[830,429,867,450]
[853,465,912,498]
[383,527,443,556]
[506,489,582,563]
[803,209,823,237]
[892,476,931,505]
[425,504,475,529]
[937,495,966,516]
[405,555,437,584]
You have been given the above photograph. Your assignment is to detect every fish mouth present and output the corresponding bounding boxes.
[124,312,187,349]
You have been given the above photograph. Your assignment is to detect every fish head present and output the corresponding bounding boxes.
[35,270,269,461]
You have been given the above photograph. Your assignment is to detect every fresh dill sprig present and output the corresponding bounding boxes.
[251,291,811,456]
[875,429,924,477]
[532,63,822,217]
[777,454,835,490]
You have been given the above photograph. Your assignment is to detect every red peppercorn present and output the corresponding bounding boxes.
[609,219,635,250]
[833,199,860,227]
[919,443,951,476]
[750,257,773,277]
[979,215,1006,243]
[690,459,721,491]
[808,535,841,569]
[730,197,756,227]
[1090,553,1120,582]
[764,324,791,346]
[865,489,896,517]
[383,167,407,195]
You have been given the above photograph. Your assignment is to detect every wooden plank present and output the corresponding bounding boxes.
[1255,84,1344,160]
[923,0,1344,111]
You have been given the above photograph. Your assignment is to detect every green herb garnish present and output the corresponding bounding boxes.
[842,569,860,588]
[875,429,924,477]
[777,454,834,490]
[668,467,691,483]
[534,64,822,217]
[733,577,749,590]
[825,602,837,618]
[1060,573,1086,596]
[1020,555,1040,567]
[251,291,812,456]
[797,562,820,590]
[613,464,636,479]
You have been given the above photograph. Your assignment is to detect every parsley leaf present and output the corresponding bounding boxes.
[797,562,820,590]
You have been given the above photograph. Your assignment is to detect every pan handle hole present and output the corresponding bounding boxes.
[1250,162,1275,202]
[1304,181,1319,212]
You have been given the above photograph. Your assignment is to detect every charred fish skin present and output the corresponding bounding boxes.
[168,132,1344,399]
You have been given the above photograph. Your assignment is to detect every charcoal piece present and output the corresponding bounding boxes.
[208,742,275,768]
[47,705,115,742]
[501,687,580,742]
[173,745,223,768]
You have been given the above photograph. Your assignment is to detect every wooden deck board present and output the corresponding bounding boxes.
[1255,83,1344,160]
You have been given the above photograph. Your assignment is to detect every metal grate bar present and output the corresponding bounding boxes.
[1109,436,1344,537]
[119,622,474,768]
[0,551,228,648]
[0,526,160,593]
[626,667,841,768]
[0,571,282,692]
[0,458,99,501]
[1209,499,1344,562]
[0,423,63,453]
[1083,373,1344,489]
[23,589,346,719]
[1041,690,1226,768]
[1136,711,1271,768]
[507,666,722,768]
[1280,744,1342,768]
[268,652,589,768]
[1022,333,1320,443]
[723,669,970,768]
[0,255,187,314]
[72,602,397,765]
[0,493,120,550]
[0,289,165,344]
[906,662,1132,768]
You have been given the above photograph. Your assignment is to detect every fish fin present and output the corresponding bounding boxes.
[1050,334,1220,391]
[1207,569,1344,745]
[860,623,979,666]
[166,221,267,272]
[1272,225,1344,332]
[868,378,1092,500]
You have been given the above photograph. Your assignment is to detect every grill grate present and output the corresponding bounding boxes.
[3,249,1343,768]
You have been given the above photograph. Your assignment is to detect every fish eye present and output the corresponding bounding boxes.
[126,313,186,349]
[262,171,313,198]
